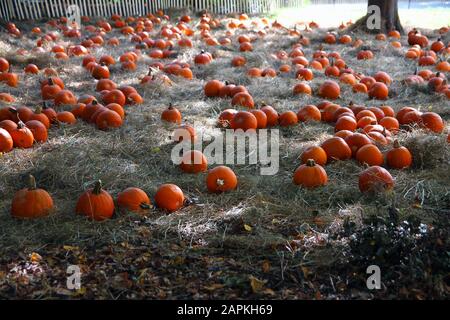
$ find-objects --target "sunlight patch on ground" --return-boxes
[274,3,450,30]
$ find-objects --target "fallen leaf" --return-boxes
[249,276,266,293]
[262,260,270,273]
[63,245,79,251]
[204,283,224,291]
[244,224,252,232]
[263,288,275,296]
[29,252,42,263]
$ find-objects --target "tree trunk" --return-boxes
[347,0,404,34]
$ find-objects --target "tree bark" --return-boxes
[347,0,404,34]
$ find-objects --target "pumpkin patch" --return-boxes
[0,5,448,300]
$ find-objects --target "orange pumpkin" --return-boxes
[368,82,389,100]
[344,132,372,156]
[300,146,327,166]
[355,144,384,166]
[359,166,394,193]
[76,180,114,221]
[11,175,54,219]
[261,105,278,126]
[206,166,238,193]
[230,111,258,131]
[154,184,185,212]
[321,137,352,162]
[56,111,77,124]
[231,92,254,108]
[117,187,152,214]
[319,80,340,99]
[96,110,123,130]
[279,111,298,127]
[297,105,321,122]
[180,150,208,173]
[10,121,34,148]
[0,128,13,152]
[420,112,444,133]
[25,120,48,142]
[293,159,328,188]
[386,140,412,169]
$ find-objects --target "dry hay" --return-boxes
[0,14,449,298]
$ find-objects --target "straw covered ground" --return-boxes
[0,10,449,299]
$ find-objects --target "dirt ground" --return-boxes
[0,11,449,299]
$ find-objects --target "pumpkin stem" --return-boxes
[35,106,43,114]
[28,175,37,190]
[91,99,98,105]
[140,203,151,210]
[306,159,316,167]
[93,180,103,195]
[217,179,225,186]
[17,120,25,129]
[393,139,401,148]
[47,78,54,86]
[8,106,18,114]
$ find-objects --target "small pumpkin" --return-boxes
[321,137,352,162]
[154,184,185,212]
[293,159,328,188]
[102,89,126,106]
[368,82,389,100]
[231,92,254,109]
[29,106,51,129]
[161,104,182,124]
[180,150,208,173]
[96,110,123,130]
[260,105,278,127]
[218,109,237,128]
[0,128,13,152]
[420,112,444,133]
[206,166,238,193]
[11,175,54,219]
[335,115,357,132]
[359,166,394,193]
[54,90,77,106]
[278,111,298,127]
[250,109,268,129]
[76,180,115,221]
[318,80,340,99]
[173,124,197,143]
[300,146,327,166]
[231,111,258,131]
[355,144,384,166]
[344,132,373,156]
[25,120,48,142]
[56,111,77,124]
[204,80,224,97]
[386,140,412,169]
[92,64,110,79]
[10,121,34,148]
[297,105,321,122]
[117,187,152,214]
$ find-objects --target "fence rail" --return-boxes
[0,0,305,20]
[0,0,447,21]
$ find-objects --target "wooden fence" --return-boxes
[0,0,446,21]
[0,0,305,20]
